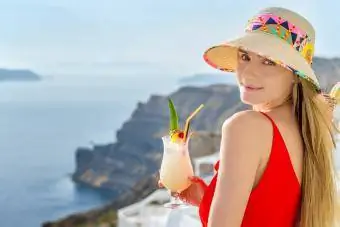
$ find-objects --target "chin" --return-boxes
[240,95,264,106]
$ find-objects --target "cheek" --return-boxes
[265,76,292,95]
[235,71,243,84]
[236,61,246,77]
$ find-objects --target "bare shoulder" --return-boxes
[220,110,273,158]
[222,110,272,133]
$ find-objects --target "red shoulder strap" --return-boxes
[259,111,276,128]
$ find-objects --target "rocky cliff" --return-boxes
[312,57,340,90]
[42,56,340,227]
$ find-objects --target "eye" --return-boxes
[263,59,276,66]
[240,53,250,62]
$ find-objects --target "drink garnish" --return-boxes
[167,98,204,143]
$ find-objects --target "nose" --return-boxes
[239,62,259,81]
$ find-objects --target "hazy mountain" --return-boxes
[178,73,236,86]
[0,69,41,81]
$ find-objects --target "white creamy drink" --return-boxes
[160,98,204,208]
[159,135,194,192]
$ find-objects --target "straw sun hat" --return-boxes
[203,7,320,92]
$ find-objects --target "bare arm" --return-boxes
[208,111,272,227]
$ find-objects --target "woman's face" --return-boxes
[236,49,295,107]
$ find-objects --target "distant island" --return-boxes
[0,69,41,81]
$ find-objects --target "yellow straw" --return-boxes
[183,104,204,141]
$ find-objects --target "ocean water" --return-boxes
[0,75,179,227]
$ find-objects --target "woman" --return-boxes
[160,7,339,227]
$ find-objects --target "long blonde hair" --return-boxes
[292,76,339,227]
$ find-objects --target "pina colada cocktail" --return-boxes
[159,98,204,208]
[160,135,193,192]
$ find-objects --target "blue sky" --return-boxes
[0,0,338,76]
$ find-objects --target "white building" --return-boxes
[117,189,172,227]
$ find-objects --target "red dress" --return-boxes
[199,112,302,227]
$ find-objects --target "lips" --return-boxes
[242,84,263,91]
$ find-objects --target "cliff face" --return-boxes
[312,57,340,90]
[43,56,340,227]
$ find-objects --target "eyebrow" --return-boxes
[239,48,274,62]
[239,49,248,54]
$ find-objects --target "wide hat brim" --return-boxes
[203,31,320,90]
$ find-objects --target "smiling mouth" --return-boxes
[242,84,264,91]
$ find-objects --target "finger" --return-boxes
[188,176,201,182]
[177,194,186,202]
[188,176,208,189]
[178,195,191,205]
[188,176,196,181]
[179,194,188,202]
